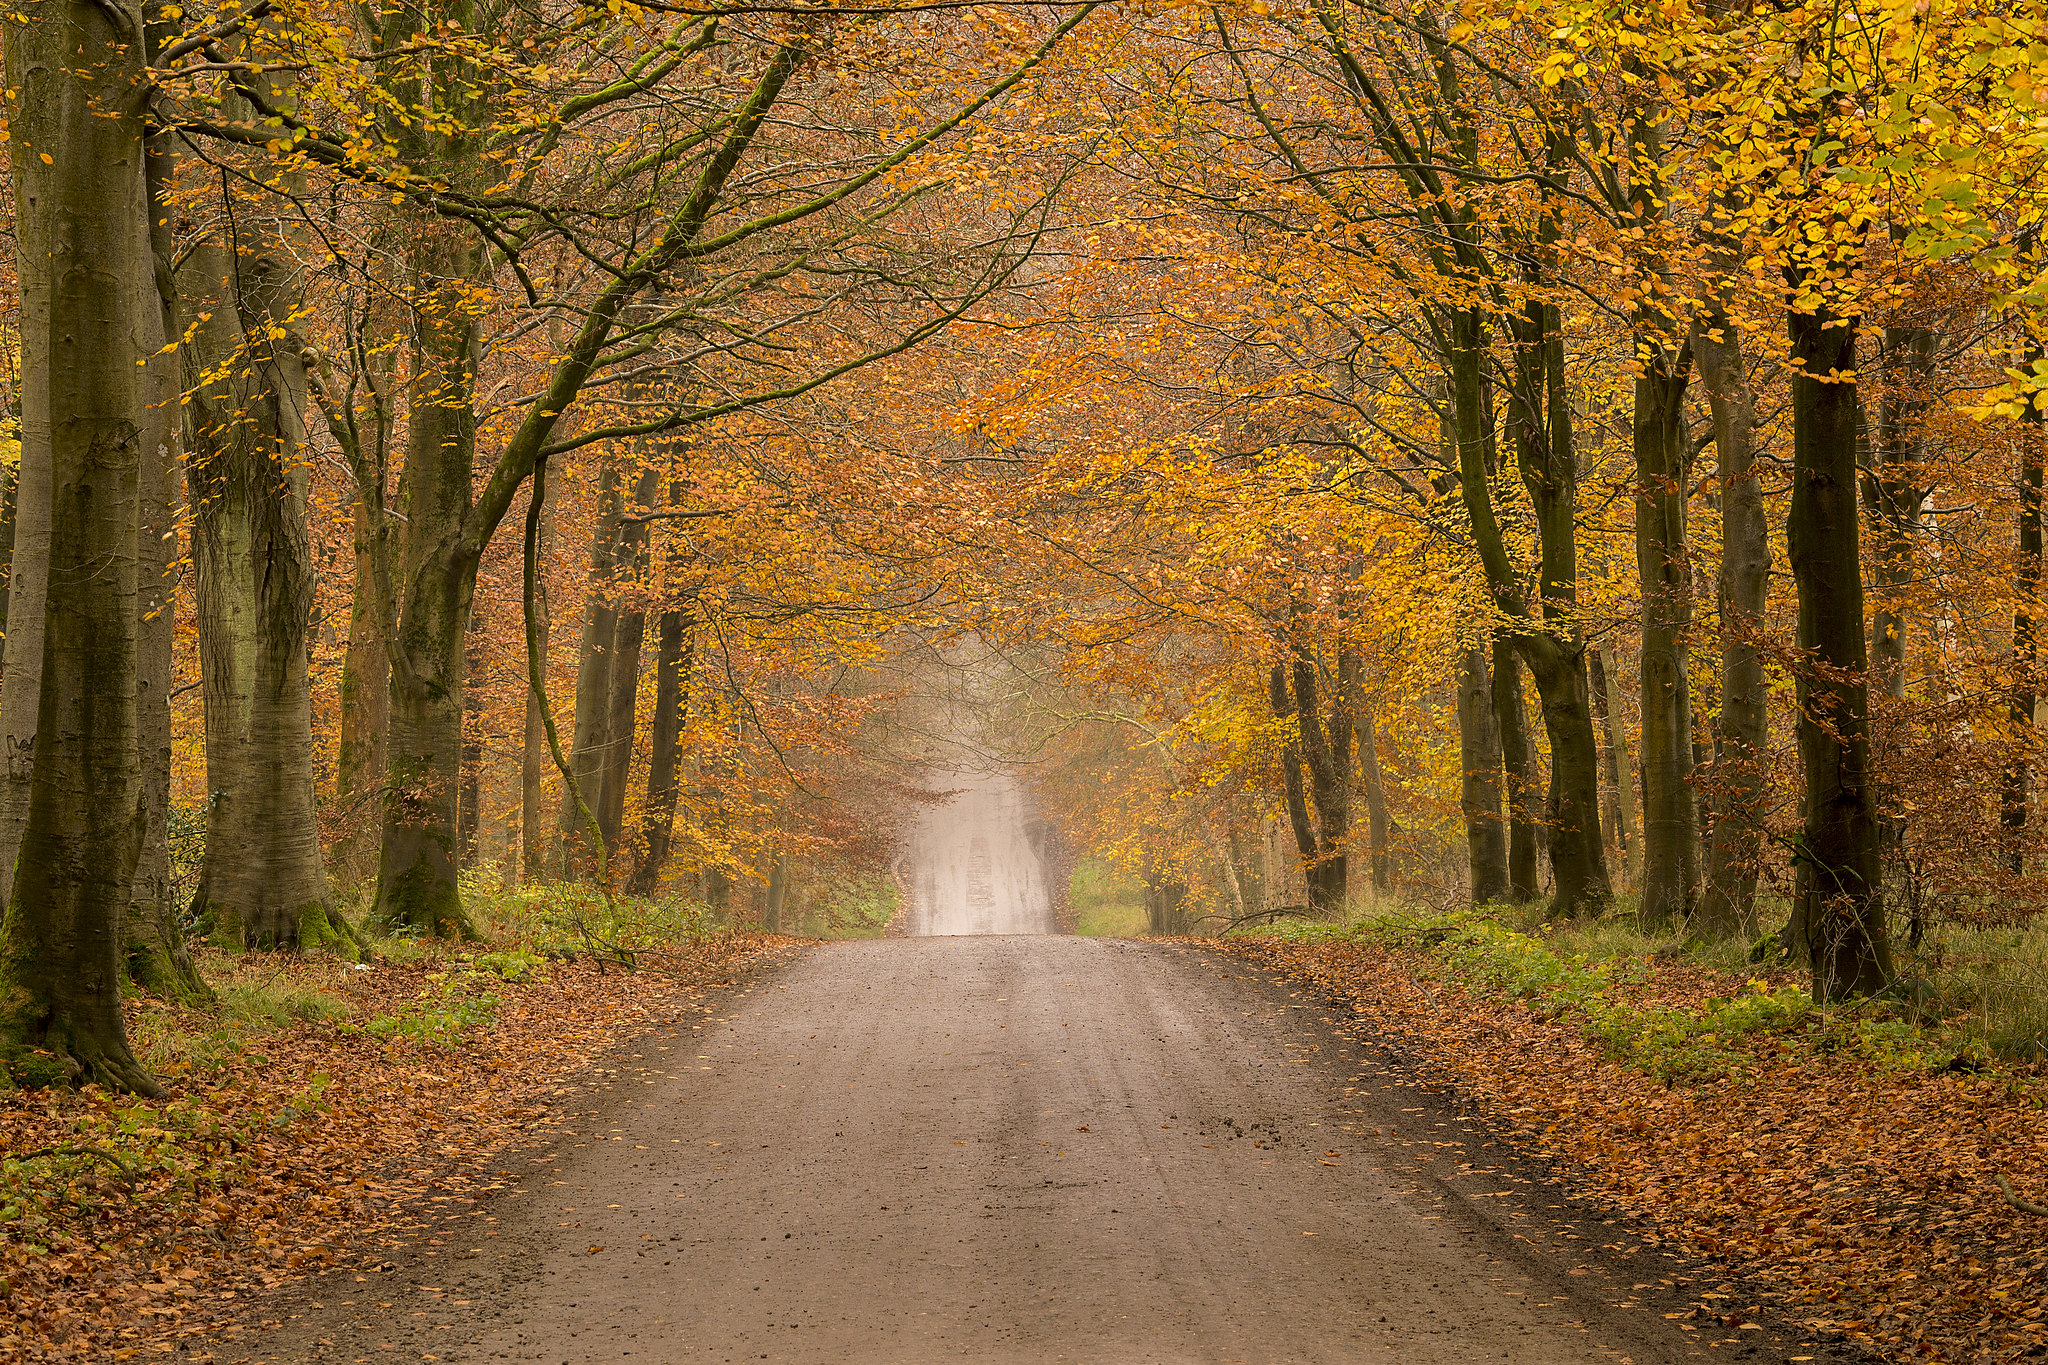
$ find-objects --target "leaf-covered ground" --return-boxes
[1208,929,2048,1365]
[0,934,802,1362]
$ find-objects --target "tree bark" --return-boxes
[181,161,344,955]
[0,0,161,1091]
[457,624,484,866]
[520,473,556,883]
[1634,339,1699,928]
[598,467,659,849]
[1787,306,1892,1000]
[336,493,391,877]
[1693,299,1770,937]
[126,113,205,1001]
[2006,352,2044,875]
[558,458,624,874]
[372,223,483,939]
[628,599,694,896]
[1486,290,1612,916]
[764,852,788,934]
[1353,702,1392,893]
[1492,635,1538,903]
[334,347,396,883]
[1456,643,1509,904]
[1271,651,1349,913]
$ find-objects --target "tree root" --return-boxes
[1993,1173,2048,1217]
[14,1145,138,1184]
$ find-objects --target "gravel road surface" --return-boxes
[242,936,1773,1365]
[899,771,1054,936]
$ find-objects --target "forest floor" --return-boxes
[0,928,802,1362]
[1206,915,2048,1365]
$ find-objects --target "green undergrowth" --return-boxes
[1072,859,1147,937]
[1235,907,2022,1085]
[356,973,501,1049]
[1,1072,336,1251]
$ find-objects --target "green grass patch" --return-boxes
[1237,905,2003,1083]
[359,974,501,1049]
[1072,859,1148,936]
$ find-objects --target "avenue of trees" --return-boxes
[5,0,2048,1088]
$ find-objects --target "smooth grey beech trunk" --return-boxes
[1481,294,1613,916]
[558,458,624,873]
[181,177,345,955]
[127,112,206,1001]
[0,0,160,1092]
[1270,651,1351,913]
[334,342,397,883]
[1693,292,1770,938]
[1456,643,1509,904]
[372,224,484,939]
[598,467,660,848]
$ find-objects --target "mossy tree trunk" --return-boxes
[0,0,161,1092]
[181,152,346,956]
[520,474,556,883]
[127,113,206,1000]
[372,226,484,939]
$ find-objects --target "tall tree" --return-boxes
[1456,642,1509,903]
[1787,300,1893,999]
[0,0,160,1090]
[181,152,347,954]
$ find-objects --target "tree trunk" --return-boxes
[597,468,658,849]
[1693,299,1771,937]
[1489,290,1612,916]
[457,624,484,866]
[1492,635,1538,903]
[1634,342,1699,928]
[1456,643,1509,904]
[520,474,556,883]
[372,226,482,940]
[1353,704,1392,893]
[2006,355,2044,875]
[628,600,694,896]
[127,121,205,1001]
[181,178,344,955]
[1271,651,1349,913]
[764,852,788,934]
[1591,643,1639,880]
[1787,307,1891,1000]
[336,491,391,880]
[0,0,160,1092]
[558,458,624,874]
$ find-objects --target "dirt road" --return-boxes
[899,771,1054,936]
[246,937,1776,1365]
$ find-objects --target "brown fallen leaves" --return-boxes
[0,934,801,1362]
[1208,936,2048,1365]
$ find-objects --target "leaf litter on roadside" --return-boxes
[0,934,801,1362]
[1205,933,2048,1365]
